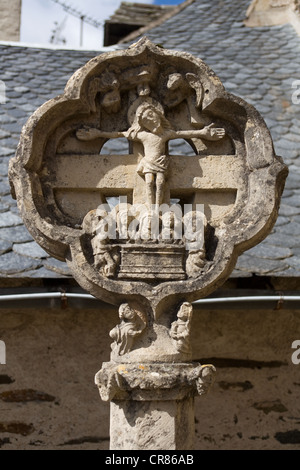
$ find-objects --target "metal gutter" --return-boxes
[0,292,299,310]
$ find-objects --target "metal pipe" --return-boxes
[194,296,292,304]
[0,292,93,301]
[0,292,299,305]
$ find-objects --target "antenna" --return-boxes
[50,0,103,46]
[50,16,67,45]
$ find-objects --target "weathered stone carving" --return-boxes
[9,37,287,308]
[109,303,146,357]
[77,100,225,208]
[95,362,216,402]
[170,302,193,355]
[9,37,288,450]
[88,64,121,114]
[94,360,216,449]
[82,209,119,277]
[184,210,207,278]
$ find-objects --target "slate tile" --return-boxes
[278,204,300,217]
[9,204,21,214]
[230,269,252,278]
[0,238,12,254]
[13,241,48,259]
[44,258,71,276]
[0,202,10,213]
[235,254,289,274]
[0,114,16,124]
[266,231,300,248]
[0,179,11,195]
[13,86,30,94]
[0,194,17,205]
[284,175,300,190]
[0,146,15,157]
[0,137,18,149]
[0,251,41,274]
[8,108,27,120]
[0,225,33,243]
[276,222,300,237]
[222,81,238,90]
[1,122,22,135]
[18,103,37,113]
[245,244,292,260]
[0,211,22,227]
[2,101,17,111]
[281,194,300,208]
[0,157,10,174]
[0,130,10,140]
[285,256,300,270]
[278,190,294,201]
[28,265,69,278]
[271,267,300,277]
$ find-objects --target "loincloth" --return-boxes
[137,155,169,175]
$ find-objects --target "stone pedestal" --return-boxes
[110,398,195,450]
[95,362,216,450]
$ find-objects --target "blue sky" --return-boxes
[20,0,183,49]
[155,0,182,3]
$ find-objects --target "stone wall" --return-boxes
[0,303,299,450]
[0,0,21,42]
[244,0,300,29]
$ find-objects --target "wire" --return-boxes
[50,0,103,29]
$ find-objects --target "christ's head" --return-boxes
[127,102,171,139]
[140,107,162,133]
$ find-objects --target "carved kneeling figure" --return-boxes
[170,302,193,355]
[110,303,146,356]
[186,248,206,278]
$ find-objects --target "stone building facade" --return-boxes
[0,0,22,42]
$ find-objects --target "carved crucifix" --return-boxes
[76,100,225,207]
[9,38,287,450]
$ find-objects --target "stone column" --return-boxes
[95,362,216,450]
[94,300,215,450]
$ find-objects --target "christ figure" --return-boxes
[76,102,225,208]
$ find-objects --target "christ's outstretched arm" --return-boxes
[76,127,125,141]
[173,123,225,141]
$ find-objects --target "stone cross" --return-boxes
[9,37,288,450]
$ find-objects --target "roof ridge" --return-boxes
[0,39,119,52]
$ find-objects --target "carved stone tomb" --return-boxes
[9,38,287,450]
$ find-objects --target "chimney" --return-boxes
[244,0,293,27]
[0,0,22,41]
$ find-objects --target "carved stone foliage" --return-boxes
[9,37,288,315]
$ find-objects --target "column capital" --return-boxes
[95,361,216,402]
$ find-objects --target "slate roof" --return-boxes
[0,47,100,278]
[104,1,174,46]
[0,0,300,280]
[106,1,173,26]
